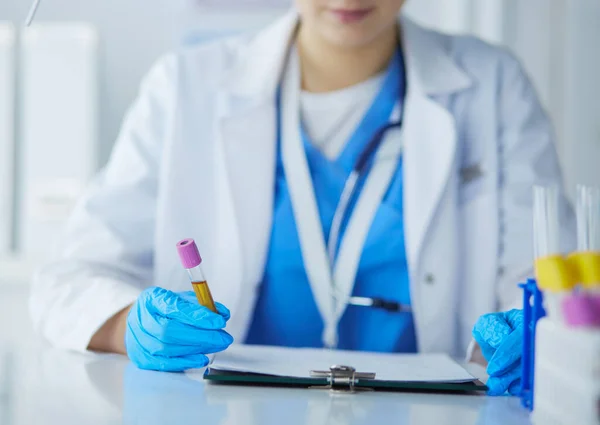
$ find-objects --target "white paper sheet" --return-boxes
[210,345,476,383]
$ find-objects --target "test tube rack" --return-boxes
[520,278,600,425]
[519,278,546,411]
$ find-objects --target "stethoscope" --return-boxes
[324,63,413,315]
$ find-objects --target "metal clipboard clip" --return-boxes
[309,365,376,393]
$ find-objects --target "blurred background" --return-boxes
[0,0,599,351]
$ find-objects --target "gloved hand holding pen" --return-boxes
[472,309,524,396]
[125,288,234,372]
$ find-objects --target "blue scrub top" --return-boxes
[245,50,417,353]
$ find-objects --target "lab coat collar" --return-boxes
[219,10,297,100]
[399,16,473,95]
[220,9,473,100]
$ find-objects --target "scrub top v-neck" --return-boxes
[245,48,417,353]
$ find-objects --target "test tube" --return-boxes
[575,185,600,292]
[561,186,600,327]
[176,238,218,313]
[533,185,570,321]
[533,185,561,259]
[576,185,600,253]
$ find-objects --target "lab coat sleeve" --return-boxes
[29,54,177,352]
[495,51,576,312]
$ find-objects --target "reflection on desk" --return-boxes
[1,345,532,425]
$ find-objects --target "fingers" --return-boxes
[487,323,523,377]
[153,314,233,348]
[130,304,233,356]
[131,300,233,353]
[507,378,522,396]
[143,288,228,329]
[126,321,212,371]
[215,302,231,321]
[177,290,201,304]
[134,348,211,372]
[486,365,521,396]
[472,313,513,362]
[177,292,230,320]
[475,340,496,363]
[149,353,211,372]
[504,309,524,330]
[473,313,513,349]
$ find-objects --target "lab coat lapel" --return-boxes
[401,91,457,274]
[217,99,277,284]
[400,17,472,273]
[212,11,298,341]
[214,96,278,343]
[280,47,338,347]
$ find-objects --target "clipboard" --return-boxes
[204,364,488,394]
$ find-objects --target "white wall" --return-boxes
[562,0,600,189]
[404,0,472,34]
[0,1,178,346]
[405,0,600,197]
[0,0,175,164]
[502,0,600,194]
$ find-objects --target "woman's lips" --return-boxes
[329,8,373,24]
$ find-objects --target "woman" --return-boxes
[30,0,574,395]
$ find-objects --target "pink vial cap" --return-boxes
[562,293,600,328]
[176,238,202,269]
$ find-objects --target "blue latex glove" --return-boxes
[126,287,234,372]
[472,309,524,396]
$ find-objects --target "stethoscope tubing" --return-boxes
[325,119,409,313]
[326,120,405,265]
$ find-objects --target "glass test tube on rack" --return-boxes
[563,185,600,327]
[575,185,600,292]
[533,185,574,322]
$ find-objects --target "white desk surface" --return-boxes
[0,342,533,425]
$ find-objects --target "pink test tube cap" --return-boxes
[562,293,600,327]
[176,238,202,269]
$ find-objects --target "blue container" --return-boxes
[519,278,546,410]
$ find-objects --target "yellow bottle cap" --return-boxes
[568,251,600,289]
[534,255,578,292]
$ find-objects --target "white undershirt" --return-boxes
[300,68,385,161]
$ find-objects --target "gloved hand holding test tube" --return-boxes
[124,238,233,372]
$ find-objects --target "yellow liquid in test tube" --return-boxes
[192,281,217,313]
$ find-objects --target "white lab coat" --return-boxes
[30,11,575,357]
